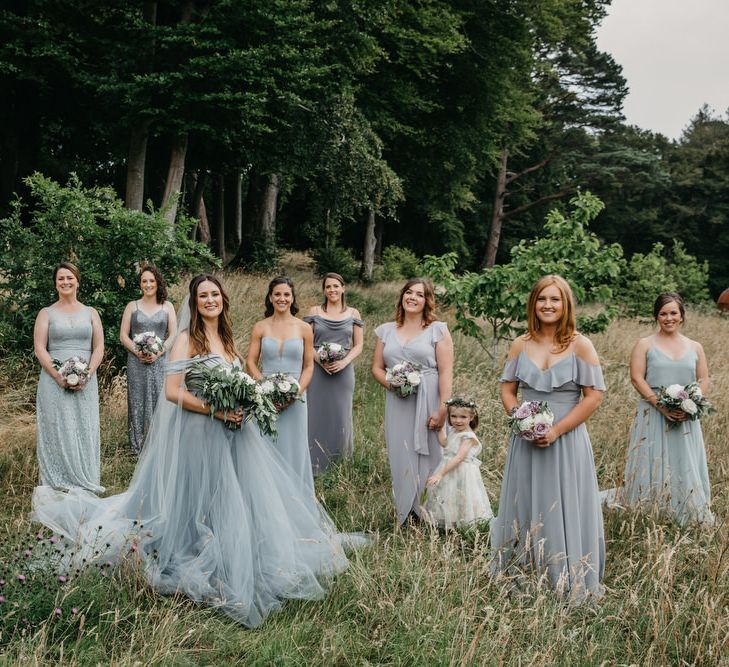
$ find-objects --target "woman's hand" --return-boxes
[214,407,244,426]
[324,359,348,374]
[274,397,295,413]
[427,409,446,431]
[533,427,560,448]
[427,474,442,487]
[657,405,687,422]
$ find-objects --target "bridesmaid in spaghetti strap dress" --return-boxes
[372,278,453,525]
[304,272,364,475]
[247,276,315,493]
[602,291,713,526]
[120,265,177,454]
[33,262,105,492]
[491,275,606,601]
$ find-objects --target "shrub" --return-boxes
[240,239,281,274]
[310,245,360,284]
[380,245,422,281]
[0,174,218,369]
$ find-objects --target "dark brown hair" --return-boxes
[321,272,346,313]
[653,291,686,322]
[187,274,239,359]
[54,262,80,283]
[525,274,576,352]
[265,276,299,317]
[395,277,436,327]
[139,264,168,304]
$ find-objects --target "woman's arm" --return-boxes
[88,308,105,379]
[164,332,242,425]
[500,337,525,415]
[119,302,140,357]
[695,340,710,394]
[427,438,475,485]
[429,326,454,430]
[630,337,684,422]
[298,323,315,392]
[33,308,65,388]
[326,309,364,374]
[371,337,390,389]
[163,301,178,353]
[246,322,264,380]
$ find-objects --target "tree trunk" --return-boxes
[229,171,279,266]
[215,173,225,260]
[482,147,508,268]
[259,172,280,247]
[161,133,189,223]
[125,119,151,210]
[189,170,210,242]
[374,215,384,262]
[361,209,376,280]
[226,172,243,252]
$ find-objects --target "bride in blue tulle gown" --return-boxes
[32,275,359,627]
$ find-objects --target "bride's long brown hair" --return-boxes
[187,274,239,359]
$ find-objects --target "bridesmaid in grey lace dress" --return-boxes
[304,273,364,475]
[372,278,453,524]
[33,262,105,492]
[120,266,177,454]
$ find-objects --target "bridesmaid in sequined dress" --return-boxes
[33,262,105,492]
[120,265,177,454]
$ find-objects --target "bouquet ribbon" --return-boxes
[413,368,438,456]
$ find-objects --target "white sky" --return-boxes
[595,0,729,139]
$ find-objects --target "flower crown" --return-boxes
[445,397,478,410]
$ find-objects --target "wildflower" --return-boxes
[17,575,25,582]
[130,544,138,552]
[0,595,5,603]
[71,607,78,615]
[49,536,57,544]
[23,549,32,558]
[54,608,62,616]
[58,575,66,583]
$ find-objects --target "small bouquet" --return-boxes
[509,400,554,441]
[656,382,714,429]
[133,331,164,356]
[52,356,90,391]
[238,374,278,438]
[386,362,422,398]
[317,342,347,364]
[260,373,303,411]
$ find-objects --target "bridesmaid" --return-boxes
[491,275,605,601]
[119,265,177,454]
[247,276,315,493]
[304,272,364,475]
[604,292,713,526]
[33,262,105,492]
[372,278,453,525]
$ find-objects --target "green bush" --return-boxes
[619,240,710,317]
[380,245,422,281]
[240,239,281,274]
[0,173,218,369]
[310,245,360,284]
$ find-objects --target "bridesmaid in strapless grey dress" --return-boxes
[35,305,104,492]
[303,313,364,474]
[125,305,170,454]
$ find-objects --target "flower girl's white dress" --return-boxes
[424,430,493,528]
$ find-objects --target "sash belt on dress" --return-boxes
[414,368,438,456]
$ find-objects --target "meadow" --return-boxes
[1,257,728,666]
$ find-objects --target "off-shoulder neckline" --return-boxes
[518,350,575,373]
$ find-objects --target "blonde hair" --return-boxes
[525,274,576,352]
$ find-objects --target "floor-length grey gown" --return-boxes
[32,354,358,627]
[303,314,363,475]
[490,351,606,600]
[261,337,315,494]
[601,346,713,525]
[126,304,169,454]
[375,321,447,524]
[36,305,104,493]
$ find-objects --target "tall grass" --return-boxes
[1,256,728,664]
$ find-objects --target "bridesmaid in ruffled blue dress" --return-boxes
[602,292,713,526]
[372,278,453,525]
[33,274,358,627]
[491,275,606,601]
[247,276,315,493]
[119,265,177,454]
[33,262,105,492]
[304,272,364,475]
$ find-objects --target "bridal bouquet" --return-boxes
[187,363,246,430]
[53,356,90,391]
[656,382,714,429]
[317,342,346,363]
[260,373,303,411]
[238,374,278,438]
[509,400,554,441]
[386,362,421,398]
[133,331,164,356]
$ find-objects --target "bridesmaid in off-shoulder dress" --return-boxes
[491,275,606,601]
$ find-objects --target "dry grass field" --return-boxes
[1,255,728,665]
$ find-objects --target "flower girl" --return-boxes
[423,398,493,528]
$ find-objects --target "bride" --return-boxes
[32,274,359,627]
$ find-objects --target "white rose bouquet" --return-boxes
[317,342,347,363]
[237,373,278,437]
[186,362,246,430]
[133,331,165,356]
[656,382,714,429]
[509,400,554,441]
[385,362,422,398]
[261,373,303,412]
[52,356,90,391]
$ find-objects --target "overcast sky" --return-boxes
[595,0,729,139]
